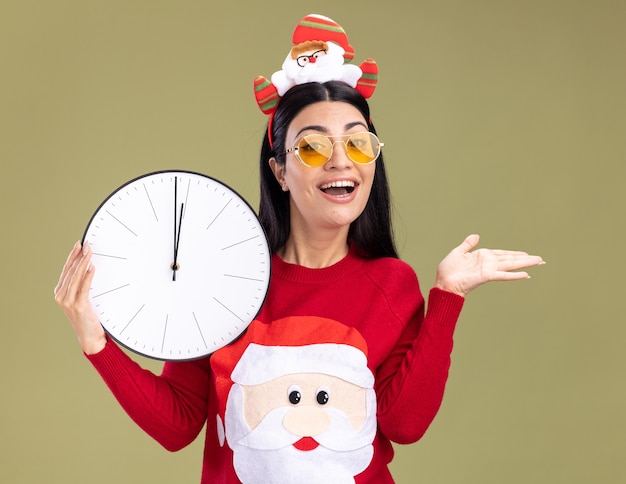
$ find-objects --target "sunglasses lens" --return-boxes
[293,132,381,166]
[297,135,333,167]
[346,132,379,164]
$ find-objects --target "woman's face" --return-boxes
[271,101,377,236]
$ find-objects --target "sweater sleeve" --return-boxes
[375,286,464,444]
[86,339,210,451]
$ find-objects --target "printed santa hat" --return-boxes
[232,342,373,388]
[211,316,373,419]
[253,13,378,116]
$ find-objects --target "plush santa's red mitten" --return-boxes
[356,58,378,99]
[253,76,280,115]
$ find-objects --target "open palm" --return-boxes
[435,234,544,297]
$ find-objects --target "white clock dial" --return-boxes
[82,170,271,361]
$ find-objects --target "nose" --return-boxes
[283,405,330,437]
[325,141,353,169]
[309,56,317,63]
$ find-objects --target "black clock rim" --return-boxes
[80,168,272,362]
[104,323,257,362]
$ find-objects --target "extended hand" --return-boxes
[435,234,545,297]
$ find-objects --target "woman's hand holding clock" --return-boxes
[54,241,107,355]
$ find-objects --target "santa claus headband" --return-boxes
[253,14,379,148]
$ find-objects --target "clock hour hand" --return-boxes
[172,202,184,281]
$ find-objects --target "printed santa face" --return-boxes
[223,341,377,484]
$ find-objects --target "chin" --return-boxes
[329,206,367,228]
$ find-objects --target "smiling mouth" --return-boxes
[319,180,356,196]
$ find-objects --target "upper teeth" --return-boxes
[320,180,355,190]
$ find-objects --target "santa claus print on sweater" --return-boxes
[211,316,377,484]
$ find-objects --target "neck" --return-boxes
[278,227,350,269]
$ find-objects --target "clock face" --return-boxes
[82,170,271,361]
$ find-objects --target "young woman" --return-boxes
[55,79,543,482]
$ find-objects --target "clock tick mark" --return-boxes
[221,235,260,251]
[93,283,131,298]
[184,179,191,214]
[161,315,169,353]
[206,199,232,230]
[213,297,244,322]
[192,312,208,349]
[92,252,127,260]
[105,210,138,236]
[223,273,264,283]
[143,183,158,222]
[120,304,145,334]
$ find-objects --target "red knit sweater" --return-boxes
[87,247,464,483]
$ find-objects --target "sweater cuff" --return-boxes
[426,287,465,328]
[85,338,133,383]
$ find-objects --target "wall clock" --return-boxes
[82,170,271,361]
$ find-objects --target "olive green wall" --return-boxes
[2,1,624,482]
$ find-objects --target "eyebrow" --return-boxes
[294,121,368,139]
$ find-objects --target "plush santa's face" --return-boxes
[223,346,377,483]
[282,40,347,83]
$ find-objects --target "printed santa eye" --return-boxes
[316,386,330,405]
[288,385,302,405]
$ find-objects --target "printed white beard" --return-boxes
[225,385,376,484]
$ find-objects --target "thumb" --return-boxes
[457,234,480,254]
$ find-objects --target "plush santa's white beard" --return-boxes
[225,385,376,484]
[284,43,347,83]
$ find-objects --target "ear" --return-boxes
[269,157,289,192]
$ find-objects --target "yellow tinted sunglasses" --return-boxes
[285,132,384,167]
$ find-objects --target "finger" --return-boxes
[498,255,545,271]
[491,249,530,257]
[492,250,545,266]
[66,244,93,302]
[457,234,480,254]
[54,241,82,297]
[78,261,96,298]
[57,245,86,298]
[492,270,530,282]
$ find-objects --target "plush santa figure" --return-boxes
[254,14,378,115]
[211,316,377,484]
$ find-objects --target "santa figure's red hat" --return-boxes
[291,14,355,62]
[211,316,373,421]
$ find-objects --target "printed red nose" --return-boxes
[293,437,319,451]
[309,57,317,63]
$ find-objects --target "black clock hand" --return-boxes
[172,176,183,281]
[173,202,184,281]
[172,177,178,279]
